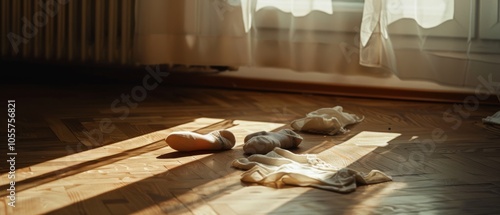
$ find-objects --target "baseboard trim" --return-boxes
[3,59,499,105]
[164,72,500,105]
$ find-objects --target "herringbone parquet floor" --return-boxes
[1,76,500,215]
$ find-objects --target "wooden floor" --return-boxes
[1,78,500,215]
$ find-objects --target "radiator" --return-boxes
[1,0,135,65]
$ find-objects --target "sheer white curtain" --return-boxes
[134,0,249,67]
[134,0,373,74]
[134,0,500,88]
[360,0,500,87]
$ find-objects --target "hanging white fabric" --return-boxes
[134,0,343,72]
[256,0,332,16]
[134,0,500,89]
[242,0,333,32]
[360,0,454,47]
[359,0,500,88]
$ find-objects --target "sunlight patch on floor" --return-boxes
[211,186,312,214]
[1,118,286,214]
[0,118,221,181]
[316,131,401,169]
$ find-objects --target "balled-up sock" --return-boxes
[165,129,236,151]
[243,129,303,155]
[291,106,363,135]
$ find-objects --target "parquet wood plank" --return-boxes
[423,158,489,184]
[43,116,80,143]
[444,153,500,176]
[170,189,218,215]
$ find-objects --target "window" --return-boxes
[253,0,365,32]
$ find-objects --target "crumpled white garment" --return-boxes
[232,148,392,193]
[483,110,500,125]
[290,106,364,135]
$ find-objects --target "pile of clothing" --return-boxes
[232,106,391,193]
[166,106,392,193]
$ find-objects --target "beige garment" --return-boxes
[290,106,364,135]
[232,148,392,193]
[483,110,500,125]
